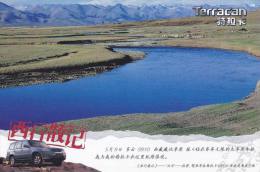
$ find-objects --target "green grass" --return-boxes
[0,45,144,74]
[62,100,260,137]
[0,45,73,66]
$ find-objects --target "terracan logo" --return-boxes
[193,7,247,16]
[193,6,247,26]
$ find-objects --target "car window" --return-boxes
[22,141,30,148]
[15,142,22,149]
[28,140,49,148]
[9,143,15,150]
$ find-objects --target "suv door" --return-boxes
[14,142,23,161]
[21,141,32,161]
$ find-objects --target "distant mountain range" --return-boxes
[0,2,47,25]
[0,2,258,26]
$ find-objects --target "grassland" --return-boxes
[0,10,259,88]
[0,10,260,136]
[0,45,144,74]
[0,44,144,87]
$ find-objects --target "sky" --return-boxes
[1,0,259,6]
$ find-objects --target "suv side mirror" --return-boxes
[24,145,30,148]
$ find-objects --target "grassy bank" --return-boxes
[0,45,144,87]
[158,11,260,57]
[0,45,144,74]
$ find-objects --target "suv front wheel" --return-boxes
[9,156,16,167]
[32,153,42,167]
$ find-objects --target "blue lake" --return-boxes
[1,47,260,129]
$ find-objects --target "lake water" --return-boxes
[1,47,260,129]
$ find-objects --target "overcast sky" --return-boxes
[1,0,259,6]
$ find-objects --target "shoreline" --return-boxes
[1,44,259,89]
[110,43,260,59]
[161,43,260,59]
[0,49,144,88]
[74,79,260,120]
[62,80,260,137]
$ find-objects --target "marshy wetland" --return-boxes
[0,11,260,136]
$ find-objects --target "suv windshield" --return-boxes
[28,140,49,148]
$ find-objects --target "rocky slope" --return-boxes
[0,162,100,172]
